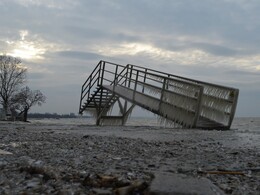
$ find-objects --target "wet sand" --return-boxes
[0,117,259,194]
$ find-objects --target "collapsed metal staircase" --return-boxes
[79,60,239,129]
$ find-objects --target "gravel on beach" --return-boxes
[0,118,259,194]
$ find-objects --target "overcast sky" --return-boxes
[1,0,260,117]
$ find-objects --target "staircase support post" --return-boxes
[142,68,147,93]
[159,78,167,112]
[122,104,135,125]
[128,65,133,88]
[96,62,106,125]
[227,89,239,129]
[133,70,139,100]
[97,62,102,86]
[193,87,204,128]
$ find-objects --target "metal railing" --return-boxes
[79,61,239,129]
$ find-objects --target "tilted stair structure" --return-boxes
[79,61,239,129]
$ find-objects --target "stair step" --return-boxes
[84,99,115,104]
[91,97,115,100]
[87,103,114,107]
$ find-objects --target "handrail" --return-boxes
[128,63,237,91]
[110,64,129,86]
[125,68,203,89]
[82,61,101,89]
[79,60,126,114]
[79,61,102,113]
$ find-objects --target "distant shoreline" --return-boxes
[27,113,91,119]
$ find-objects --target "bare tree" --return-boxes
[12,86,46,122]
[0,55,27,114]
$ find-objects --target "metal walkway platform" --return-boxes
[79,61,239,129]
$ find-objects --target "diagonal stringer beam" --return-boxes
[117,98,135,125]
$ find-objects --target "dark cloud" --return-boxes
[56,51,104,60]
[190,43,243,57]
[62,25,141,45]
[225,70,260,76]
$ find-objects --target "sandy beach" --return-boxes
[0,117,259,194]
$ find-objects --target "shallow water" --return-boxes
[29,116,260,130]
[27,117,260,150]
[29,117,260,128]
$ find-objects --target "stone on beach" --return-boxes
[149,172,225,195]
[0,149,12,155]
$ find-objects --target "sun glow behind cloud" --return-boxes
[6,30,49,60]
[7,30,45,60]
[8,41,46,60]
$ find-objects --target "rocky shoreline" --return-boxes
[0,119,259,194]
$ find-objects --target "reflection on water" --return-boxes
[230,117,260,149]
[232,117,260,132]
